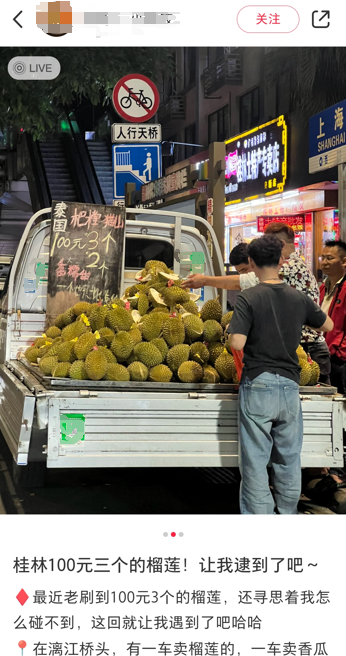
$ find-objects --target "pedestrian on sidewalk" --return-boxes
[226,234,333,515]
[320,239,346,394]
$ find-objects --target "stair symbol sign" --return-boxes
[115,150,151,183]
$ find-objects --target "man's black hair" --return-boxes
[248,234,282,268]
[229,242,249,266]
[324,239,346,258]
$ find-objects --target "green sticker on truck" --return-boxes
[60,414,85,445]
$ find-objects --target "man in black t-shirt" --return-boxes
[226,235,333,515]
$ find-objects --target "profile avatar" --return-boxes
[36,1,73,37]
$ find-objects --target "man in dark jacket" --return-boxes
[320,239,346,394]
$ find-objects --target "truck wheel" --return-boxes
[12,461,46,488]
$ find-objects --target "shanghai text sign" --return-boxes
[46,201,126,324]
[225,116,287,203]
[309,99,346,173]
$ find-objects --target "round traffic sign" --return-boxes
[112,74,160,123]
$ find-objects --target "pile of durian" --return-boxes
[23,259,237,385]
[296,345,321,386]
[23,259,322,387]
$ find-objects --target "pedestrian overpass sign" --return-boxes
[112,143,162,202]
[309,99,346,173]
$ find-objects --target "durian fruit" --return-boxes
[203,320,223,343]
[208,341,225,364]
[141,313,166,341]
[162,285,190,306]
[55,314,66,329]
[126,352,139,366]
[128,361,149,382]
[128,326,142,346]
[127,296,138,310]
[106,306,133,332]
[73,301,91,316]
[133,342,163,368]
[38,344,52,358]
[56,341,77,364]
[39,356,58,375]
[149,365,173,383]
[202,364,220,384]
[232,370,240,385]
[177,361,204,383]
[97,346,117,363]
[299,358,312,386]
[221,311,234,329]
[34,337,51,349]
[150,338,169,360]
[162,317,185,347]
[125,284,139,298]
[190,342,209,365]
[150,306,170,315]
[45,326,62,339]
[106,363,130,382]
[214,351,236,382]
[183,314,204,343]
[200,299,223,323]
[148,288,167,309]
[74,333,97,360]
[89,305,108,331]
[85,349,108,381]
[46,342,62,357]
[86,303,100,317]
[296,345,308,361]
[61,321,87,342]
[52,336,63,345]
[25,346,39,363]
[145,259,170,274]
[157,271,180,283]
[62,308,75,326]
[110,332,134,362]
[138,294,149,316]
[52,362,71,378]
[70,360,89,380]
[96,327,115,347]
[182,301,199,315]
[166,344,190,373]
[309,359,320,386]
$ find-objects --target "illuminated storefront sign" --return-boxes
[257,214,305,233]
[141,166,192,203]
[225,116,287,203]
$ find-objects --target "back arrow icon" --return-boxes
[13,11,23,28]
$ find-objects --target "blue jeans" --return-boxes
[238,372,303,515]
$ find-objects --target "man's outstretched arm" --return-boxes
[181,273,241,290]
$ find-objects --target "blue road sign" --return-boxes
[309,99,346,173]
[112,143,162,201]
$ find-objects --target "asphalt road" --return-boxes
[0,432,241,515]
[0,433,337,515]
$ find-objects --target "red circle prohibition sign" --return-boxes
[112,73,160,123]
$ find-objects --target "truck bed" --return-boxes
[0,359,343,471]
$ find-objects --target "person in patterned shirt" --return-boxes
[264,223,331,384]
[183,222,331,384]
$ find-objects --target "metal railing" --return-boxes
[202,53,242,98]
[158,96,186,123]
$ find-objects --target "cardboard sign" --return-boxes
[46,201,126,325]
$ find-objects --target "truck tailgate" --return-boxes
[45,391,344,469]
[0,364,36,464]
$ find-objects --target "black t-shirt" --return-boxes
[227,282,327,384]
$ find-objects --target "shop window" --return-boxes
[125,237,174,270]
[239,87,260,132]
[184,48,197,88]
[184,124,197,159]
[208,105,230,143]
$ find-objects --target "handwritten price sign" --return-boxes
[46,201,126,325]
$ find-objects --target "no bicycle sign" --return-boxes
[112,73,160,123]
